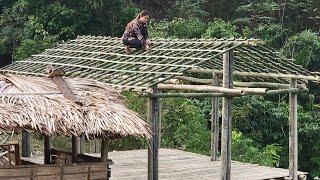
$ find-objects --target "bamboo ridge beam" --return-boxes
[189,68,320,81]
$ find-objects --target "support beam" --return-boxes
[22,131,31,157]
[145,93,238,98]
[149,86,161,180]
[175,75,305,89]
[289,78,298,180]
[188,68,319,82]
[220,48,233,180]
[72,136,80,163]
[211,73,219,161]
[147,98,153,180]
[44,135,52,164]
[101,139,109,163]
[80,135,85,154]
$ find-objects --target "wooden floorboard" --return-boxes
[93,148,307,180]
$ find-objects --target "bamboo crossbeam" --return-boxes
[73,36,262,45]
[175,76,304,89]
[145,92,239,98]
[43,49,198,68]
[157,84,243,95]
[62,43,226,53]
[37,50,209,61]
[17,60,183,76]
[266,88,308,95]
[189,68,320,81]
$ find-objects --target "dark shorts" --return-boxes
[123,38,143,49]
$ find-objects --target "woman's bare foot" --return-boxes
[125,46,131,54]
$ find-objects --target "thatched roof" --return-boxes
[0,74,151,139]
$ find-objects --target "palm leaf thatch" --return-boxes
[0,74,151,139]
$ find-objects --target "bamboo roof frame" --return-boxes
[0,36,318,92]
[0,36,311,179]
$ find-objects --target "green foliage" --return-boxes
[281,30,320,71]
[167,17,206,38]
[150,17,206,39]
[0,7,26,55]
[232,131,281,167]
[161,98,210,155]
[168,0,208,19]
[202,18,239,38]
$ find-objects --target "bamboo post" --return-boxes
[44,135,52,164]
[289,78,298,180]
[80,135,85,154]
[22,130,31,157]
[149,86,161,180]
[147,99,153,180]
[101,139,109,163]
[211,73,220,161]
[72,136,80,163]
[220,48,233,180]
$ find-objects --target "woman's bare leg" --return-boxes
[125,45,131,54]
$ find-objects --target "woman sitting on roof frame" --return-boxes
[122,10,151,54]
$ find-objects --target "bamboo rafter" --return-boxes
[0,36,318,91]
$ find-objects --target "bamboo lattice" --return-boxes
[0,36,318,91]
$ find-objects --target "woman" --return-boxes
[122,10,151,54]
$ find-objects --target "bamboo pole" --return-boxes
[150,86,160,180]
[267,88,308,95]
[211,73,219,161]
[72,136,80,163]
[145,93,236,98]
[220,48,233,180]
[175,75,305,89]
[147,99,153,180]
[188,68,319,81]
[22,131,31,157]
[80,135,85,154]
[289,78,298,180]
[101,139,109,163]
[44,135,52,164]
[157,84,243,95]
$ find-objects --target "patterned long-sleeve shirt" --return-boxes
[122,19,148,45]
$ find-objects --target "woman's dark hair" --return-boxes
[136,10,151,19]
[126,10,151,31]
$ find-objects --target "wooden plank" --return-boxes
[289,78,298,180]
[221,48,233,180]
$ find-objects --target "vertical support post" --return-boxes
[147,99,153,180]
[22,130,31,157]
[44,135,52,164]
[148,86,161,180]
[211,72,220,161]
[220,48,233,180]
[80,135,85,154]
[72,136,80,163]
[101,139,109,163]
[289,78,298,180]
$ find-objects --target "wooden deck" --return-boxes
[91,148,306,180]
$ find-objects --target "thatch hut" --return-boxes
[0,73,151,179]
[0,73,151,139]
